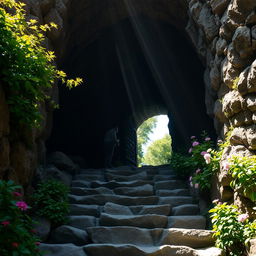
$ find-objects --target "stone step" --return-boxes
[156,189,190,196]
[172,204,200,216]
[83,244,223,256]
[86,227,215,248]
[39,243,87,256]
[168,216,206,229]
[70,204,100,216]
[113,184,154,196]
[106,171,148,182]
[150,174,177,181]
[68,216,97,229]
[154,180,187,190]
[90,180,154,189]
[99,213,168,228]
[50,225,89,245]
[69,194,159,206]
[158,196,194,207]
[78,169,104,175]
[102,202,171,216]
[71,187,114,196]
[72,180,91,188]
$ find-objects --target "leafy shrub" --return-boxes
[228,156,256,202]
[170,152,194,178]
[0,180,42,256]
[210,201,256,256]
[0,0,82,127]
[32,180,69,226]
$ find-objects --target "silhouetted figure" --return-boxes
[104,127,118,168]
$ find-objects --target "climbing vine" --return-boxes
[0,0,82,127]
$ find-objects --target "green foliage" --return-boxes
[0,0,82,127]
[170,152,194,178]
[32,180,69,226]
[143,134,172,166]
[228,156,256,202]
[137,117,157,166]
[0,180,42,256]
[210,202,255,256]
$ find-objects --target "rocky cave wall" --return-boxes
[186,0,256,211]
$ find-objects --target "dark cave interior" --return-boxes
[47,17,216,167]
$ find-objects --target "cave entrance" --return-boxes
[137,115,172,167]
[47,15,215,168]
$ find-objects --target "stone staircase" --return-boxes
[40,166,223,256]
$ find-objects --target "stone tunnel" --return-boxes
[46,1,215,168]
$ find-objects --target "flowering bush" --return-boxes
[0,180,42,256]
[227,156,256,202]
[210,201,256,256]
[32,180,70,226]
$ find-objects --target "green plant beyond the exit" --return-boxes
[32,180,70,226]
[0,180,42,256]
[0,0,83,127]
[210,201,256,256]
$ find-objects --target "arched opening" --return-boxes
[47,13,216,168]
[137,115,171,167]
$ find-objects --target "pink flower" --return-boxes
[212,199,219,204]
[1,221,10,227]
[194,183,199,189]
[200,151,208,156]
[189,182,193,188]
[196,169,201,174]
[12,242,19,248]
[189,176,192,182]
[13,192,22,197]
[188,148,193,153]
[204,153,211,164]
[237,213,249,223]
[35,242,41,246]
[217,139,223,144]
[223,161,231,171]
[16,201,28,211]
[192,141,200,147]
[205,137,211,141]
[191,136,196,139]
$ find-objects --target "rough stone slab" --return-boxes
[156,189,190,196]
[153,175,177,181]
[168,216,206,229]
[106,169,143,176]
[103,203,171,216]
[91,180,153,189]
[106,171,148,182]
[84,244,199,256]
[99,213,168,228]
[159,196,194,207]
[161,228,215,248]
[155,180,187,190]
[131,204,171,215]
[69,194,159,206]
[114,184,154,196]
[158,169,175,175]
[70,204,100,216]
[87,227,215,248]
[197,247,224,256]
[74,174,105,181]
[71,187,114,196]
[72,180,91,188]
[103,202,133,215]
[172,204,200,216]
[87,227,156,245]
[68,216,97,229]
[50,225,89,245]
[39,243,87,256]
